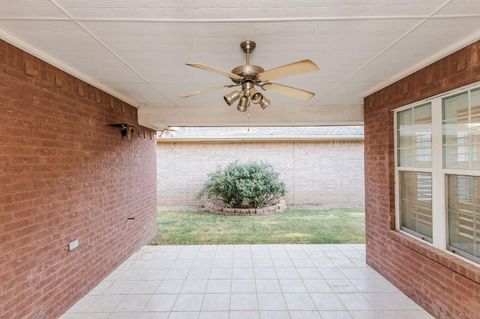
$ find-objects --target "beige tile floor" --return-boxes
[61,244,434,319]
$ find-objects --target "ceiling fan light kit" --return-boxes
[224,90,241,106]
[251,92,263,104]
[181,40,319,113]
[237,95,250,112]
[259,96,271,110]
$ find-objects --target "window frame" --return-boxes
[395,102,434,244]
[394,81,480,267]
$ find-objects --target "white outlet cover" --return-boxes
[68,239,79,251]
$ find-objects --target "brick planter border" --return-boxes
[201,199,287,215]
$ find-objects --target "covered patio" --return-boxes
[2,1,480,319]
[61,244,431,319]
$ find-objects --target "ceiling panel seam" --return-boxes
[4,1,479,128]
[0,17,71,21]
[0,27,142,108]
[340,0,452,91]
[47,0,175,108]
[363,29,480,97]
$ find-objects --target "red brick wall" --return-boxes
[364,41,480,318]
[0,40,157,319]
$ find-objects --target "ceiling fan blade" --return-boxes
[179,84,236,98]
[158,126,179,137]
[186,63,243,81]
[257,59,319,82]
[262,83,315,101]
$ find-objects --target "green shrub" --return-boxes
[199,161,286,208]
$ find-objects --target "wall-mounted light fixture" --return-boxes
[108,123,135,140]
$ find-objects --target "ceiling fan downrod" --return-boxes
[240,40,256,65]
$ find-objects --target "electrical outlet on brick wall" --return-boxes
[68,239,79,251]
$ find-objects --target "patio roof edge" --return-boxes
[156,135,364,143]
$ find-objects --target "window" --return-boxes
[447,175,480,263]
[443,87,480,263]
[395,84,480,266]
[399,171,432,241]
[396,103,432,242]
[443,91,477,169]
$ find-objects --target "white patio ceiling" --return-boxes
[1,1,480,129]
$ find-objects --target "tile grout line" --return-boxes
[252,245,261,319]
[295,244,325,318]
[306,244,358,318]
[63,244,434,319]
[170,245,198,316]
[196,244,216,319]
[299,244,322,317]
[269,244,293,319]
[193,245,204,319]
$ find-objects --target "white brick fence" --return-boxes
[157,140,364,210]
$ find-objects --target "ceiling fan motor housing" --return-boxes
[230,40,264,83]
[231,65,264,82]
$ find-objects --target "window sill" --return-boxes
[389,230,480,284]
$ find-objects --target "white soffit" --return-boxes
[0,0,479,129]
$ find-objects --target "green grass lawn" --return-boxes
[153,208,365,245]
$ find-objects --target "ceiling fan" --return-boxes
[180,40,319,112]
[158,126,179,137]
